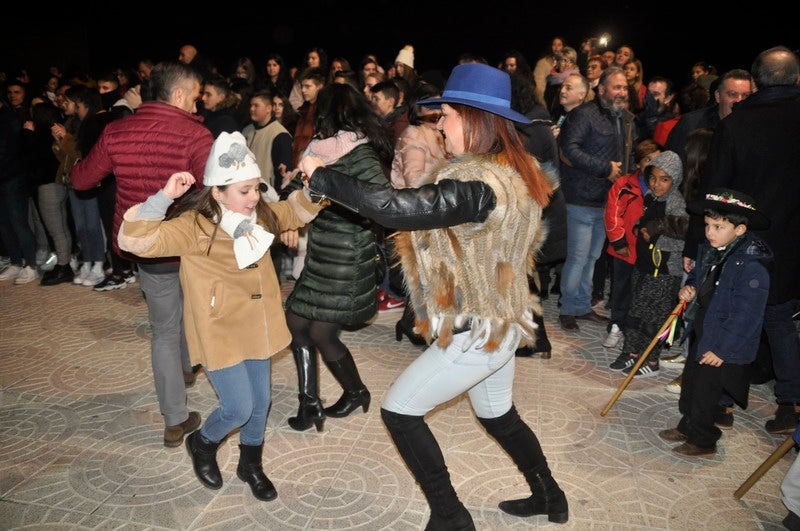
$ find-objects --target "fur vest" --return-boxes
[395,155,547,352]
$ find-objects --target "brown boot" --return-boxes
[672,442,716,458]
[765,404,800,434]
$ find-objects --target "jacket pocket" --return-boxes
[209,282,223,319]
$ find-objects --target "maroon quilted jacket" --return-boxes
[70,102,214,261]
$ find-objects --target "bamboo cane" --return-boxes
[600,301,685,417]
[733,435,796,499]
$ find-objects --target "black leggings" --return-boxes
[286,310,347,362]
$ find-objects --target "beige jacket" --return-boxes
[119,190,322,370]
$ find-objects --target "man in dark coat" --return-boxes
[687,46,800,434]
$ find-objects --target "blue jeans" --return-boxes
[68,188,106,262]
[0,177,37,266]
[765,299,800,404]
[560,204,607,316]
[202,359,272,446]
[383,330,518,419]
[138,263,191,426]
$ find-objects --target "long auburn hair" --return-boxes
[450,103,551,207]
[169,185,280,254]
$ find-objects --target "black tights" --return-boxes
[286,310,347,362]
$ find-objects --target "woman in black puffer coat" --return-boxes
[283,84,392,432]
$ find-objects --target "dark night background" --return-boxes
[3,6,797,96]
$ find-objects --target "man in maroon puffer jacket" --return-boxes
[71,61,214,448]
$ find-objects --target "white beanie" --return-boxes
[395,45,415,69]
[203,131,261,186]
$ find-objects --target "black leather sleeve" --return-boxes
[307,166,497,231]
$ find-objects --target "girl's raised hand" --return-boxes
[163,171,196,199]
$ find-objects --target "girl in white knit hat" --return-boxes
[118,131,325,501]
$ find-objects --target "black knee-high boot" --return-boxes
[237,443,277,501]
[288,346,325,432]
[478,405,568,524]
[322,349,371,418]
[381,409,475,531]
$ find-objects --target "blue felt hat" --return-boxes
[417,63,531,124]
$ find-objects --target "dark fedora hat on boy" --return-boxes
[417,63,530,123]
[687,187,770,230]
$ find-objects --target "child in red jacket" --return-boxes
[602,139,662,349]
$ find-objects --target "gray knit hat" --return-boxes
[647,150,683,187]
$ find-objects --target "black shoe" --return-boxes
[40,264,74,286]
[575,310,610,324]
[765,404,800,434]
[93,275,127,291]
[559,315,579,330]
[783,510,800,531]
[714,406,734,430]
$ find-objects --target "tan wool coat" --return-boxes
[119,190,322,370]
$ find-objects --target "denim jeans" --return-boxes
[138,263,191,426]
[202,359,272,446]
[68,188,105,262]
[765,298,800,404]
[560,204,607,316]
[0,177,37,266]
[383,330,518,419]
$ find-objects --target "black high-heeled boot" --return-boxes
[381,409,475,531]
[185,430,223,489]
[516,314,552,359]
[237,443,277,501]
[288,346,325,432]
[322,349,371,418]
[396,302,427,346]
[478,405,568,524]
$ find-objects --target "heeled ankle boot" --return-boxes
[288,346,325,432]
[185,431,223,489]
[479,406,568,524]
[381,409,475,531]
[396,302,427,346]
[237,443,277,501]
[323,349,371,418]
[533,314,552,359]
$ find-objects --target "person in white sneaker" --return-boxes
[608,151,687,378]
[0,94,39,284]
[603,139,662,351]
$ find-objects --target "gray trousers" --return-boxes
[37,183,72,265]
[137,262,192,426]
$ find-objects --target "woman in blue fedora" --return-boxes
[299,63,568,529]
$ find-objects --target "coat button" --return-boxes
[246,263,258,269]
[251,294,262,299]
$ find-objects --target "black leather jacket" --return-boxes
[308,166,497,231]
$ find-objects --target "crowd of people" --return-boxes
[1,38,799,529]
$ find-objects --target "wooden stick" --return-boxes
[733,435,796,499]
[600,301,685,417]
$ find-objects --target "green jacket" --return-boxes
[285,143,388,325]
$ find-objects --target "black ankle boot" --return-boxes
[396,302,427,346]
[533,314,552,359]
[237,443,277,501]
[288,346,325,432]
[381,409,475,530]
[479,406,568,524]
[185,431,222,489]
[323,350,371,418]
